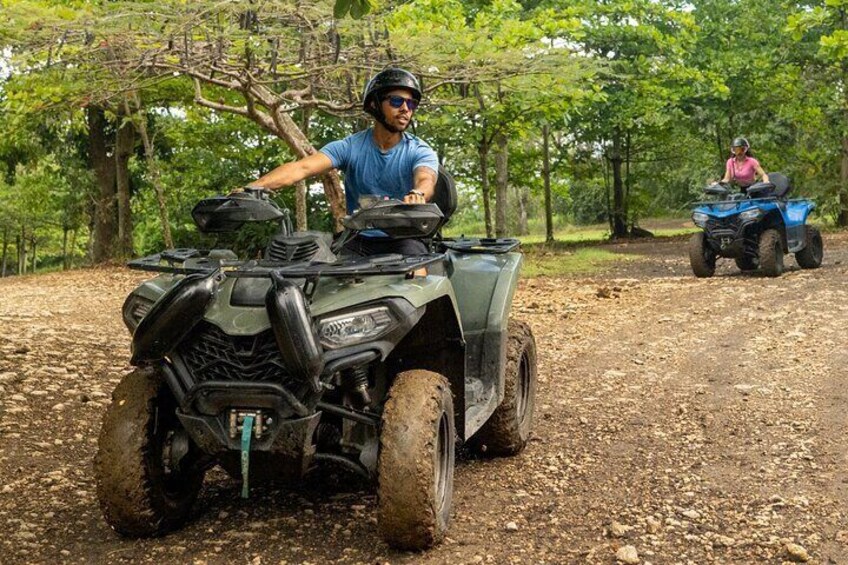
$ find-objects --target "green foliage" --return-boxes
[3,0,848,274]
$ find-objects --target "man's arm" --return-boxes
[250,152,334,191]
[404,167,438,204]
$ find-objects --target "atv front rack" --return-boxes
[128,251,445,277]
[690,196,809,207]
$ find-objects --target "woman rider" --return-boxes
[718,137,769,189]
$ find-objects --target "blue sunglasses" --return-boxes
[383,95,420,111]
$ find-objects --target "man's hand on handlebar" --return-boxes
[403,190,426,204]
[230,185,272,199]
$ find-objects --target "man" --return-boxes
[247,68,439,257]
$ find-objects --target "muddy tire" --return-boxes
[758,228,784,277]
[735,255,758,271]
[795,225,823,269]
[95,368,205,537]
[688,232,716,278]
[377,370,455,550]
[469,320,537,456]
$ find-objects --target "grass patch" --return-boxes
[445,217,698,245]
[521,247,639,278]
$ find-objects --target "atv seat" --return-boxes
[746,172,792,199]
[432,167,458,230]
[769,172,792,198]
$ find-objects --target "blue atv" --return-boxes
[688,172,823,277]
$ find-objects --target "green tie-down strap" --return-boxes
[240,415,255,499]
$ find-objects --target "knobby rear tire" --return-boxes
[795,225,823,269]
[469,320,537,456]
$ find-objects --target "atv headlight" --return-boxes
[739,208,763,221]
[692,212,709,227]
[122,294,155,333]
[317,306,397,349]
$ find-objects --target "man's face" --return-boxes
[379,88,417,131]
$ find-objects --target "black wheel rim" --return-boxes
[516,351,531,425]
[154,396,196,496]
[434,411,451,514]
[775,241,784,270]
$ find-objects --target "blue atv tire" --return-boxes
[688,232,716,278]
[795,226,823,269]
[758,229,784,277]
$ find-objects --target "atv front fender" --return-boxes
[447,251,523,438]
[131,270,221,365]
[784,200,816,252]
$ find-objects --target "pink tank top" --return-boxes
[726,156,760,186]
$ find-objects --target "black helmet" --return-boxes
[362,68,422,116]
[731,137,750,149]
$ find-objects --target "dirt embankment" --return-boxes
[1,234,847,564]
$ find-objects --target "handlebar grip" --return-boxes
[243,185,271,200]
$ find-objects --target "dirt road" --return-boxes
[1,234,847,564]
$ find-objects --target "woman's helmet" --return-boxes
[731,137,750,149]
[362,68,422,115]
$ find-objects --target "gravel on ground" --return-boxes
[1,233,847,564]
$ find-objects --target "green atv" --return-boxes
[94,170,537,550]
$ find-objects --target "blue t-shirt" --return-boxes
[320,129,439,213]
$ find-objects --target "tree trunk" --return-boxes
[1,225,8,277]
[840,136,848,227]
[295,109,311,231]
[516,184,529,236]
[715,125,725,167]
[88,106,117,262]
[542,124,554,243]
[295,181,308,231]
[603,155,613,234]
[15,233,22,275]
[115,112,135,258]
[609,129,627,238]
[494,132,508,238]
[68,229,78,270]
[62,227,69,270]
[30,236,37,273]
[19,227,27,275]
[478,138,493,238]
[127,93,173,247]
[624,131,632,227]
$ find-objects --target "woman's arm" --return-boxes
[718,160,732,184]
[754,163,769,184]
